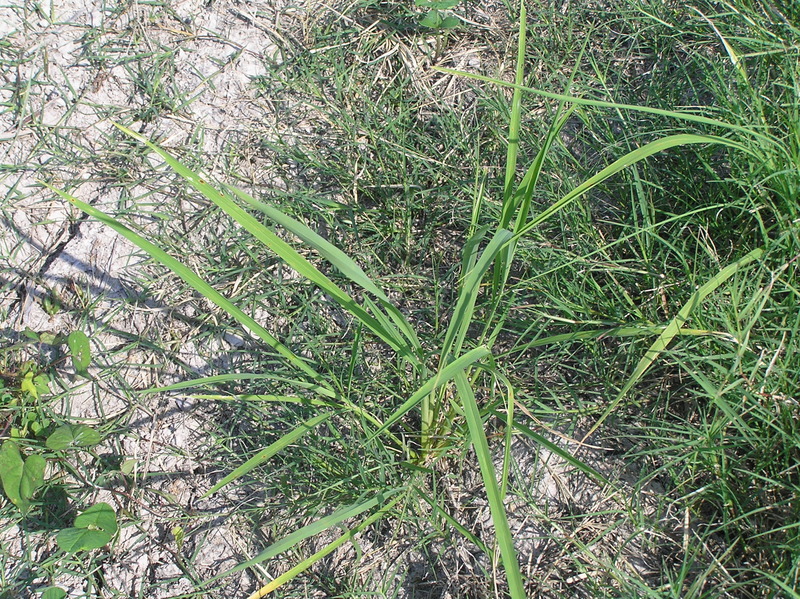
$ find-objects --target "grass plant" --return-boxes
[2,0,795,596]
[52,0,800,595]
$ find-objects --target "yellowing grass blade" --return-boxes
[583,247,765,442]
[244,491,405,598]
[204,489,400,585]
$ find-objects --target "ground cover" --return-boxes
[1,0,798,597]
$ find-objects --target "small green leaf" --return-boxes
[22,327,40,341]
[0,442,45,514]
[20,372,38,399]
[56,527,113,552]
[46,425,103,450]
[74,502,118,535]
[439,15,461,28]
[415,0,459,9]
[33,374,50,396]
[420,10,443,28]
[120,458,138,475]
[41,587,67,599]
[67,331,91,374]
[56,502,118,553]
[20,454,46,502]
[172,525,185,552]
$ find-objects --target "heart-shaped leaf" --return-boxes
[74,502,118,535]
[0,441,24,509]
[46,425,103,451]
[56,502,118,553]
[420,10,443,28]
[20,454,46,502]
[0,442,46,514]
[56,527,113,552]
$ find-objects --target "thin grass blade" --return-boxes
[202,412,333,498]
[371,346,492,442]
[46,185,326,386]
[113,124,418,363]
[441,229,513,362]
[204,489,398,584]
[433,67,780,150]
[516,135,755,240]
[245,492,405,598]
[229,186,423,363]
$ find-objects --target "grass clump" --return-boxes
[33,0,800,596]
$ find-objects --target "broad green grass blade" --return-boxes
[433,67,780,149]
[229,186,423,364]
[516,135,755,240]
[202,412,333,498]
[204,489,399,584]
[583,247,765,441]
[46,185,327,387]
[454,371,525,598]
[371,346,492,442]
[511,326,732,352]
[245,492,405,598]
[113,124,418,363]
[441,230,513,362]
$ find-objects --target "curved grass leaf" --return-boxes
[110,125,418,366]
[45,184,327,388]
[205,489,399,585]
[515,135,755,241]
[434,67,780,150]
[244,491,406,598]
[371,345,492,442]
[582,247,765,441]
